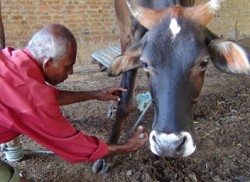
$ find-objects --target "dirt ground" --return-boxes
[2,40,250,182]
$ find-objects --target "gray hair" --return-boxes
[26,24,76,66]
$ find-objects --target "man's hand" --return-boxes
[106,126,148,156]
[122,125,148,153]
[96,87,127,102]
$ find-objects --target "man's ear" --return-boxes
[208,39,250,75]
[42,58,53,71]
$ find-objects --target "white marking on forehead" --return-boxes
[169,18,181,40]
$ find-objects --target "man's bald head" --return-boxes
[26,24,77,66]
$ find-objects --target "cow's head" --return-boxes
[109,0,250,158]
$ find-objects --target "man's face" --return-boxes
[43,47,76,85]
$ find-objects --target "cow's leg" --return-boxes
[0,1,5,48]
[92,69,138,174]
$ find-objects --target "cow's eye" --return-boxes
[200,58,210,68]
[141,61,148,68]
[140,60,155,73]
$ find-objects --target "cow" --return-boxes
[91,0,250,174]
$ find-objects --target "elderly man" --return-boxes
[0,24,148,182]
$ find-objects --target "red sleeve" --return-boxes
[14,102,108,163]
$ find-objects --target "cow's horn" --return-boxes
[126,0,170,29]
[126,0,144,20]
[208,0,222,13]
[184,0,223,26]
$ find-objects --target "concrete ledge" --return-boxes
[91,45,121,71]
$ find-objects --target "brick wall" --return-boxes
[1,0,250,64]
[1,0,120,63]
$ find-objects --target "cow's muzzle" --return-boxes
[149,130,196,158]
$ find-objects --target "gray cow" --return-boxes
[93,0,250,174]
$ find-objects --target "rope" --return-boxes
[126,92,152,139]
[24,149,54,154]
[1,144,24,162]
[0,143,54,162]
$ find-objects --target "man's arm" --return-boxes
[56,87,127,105]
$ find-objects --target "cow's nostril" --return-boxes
[152,135,157,142]
[176,136,187,152]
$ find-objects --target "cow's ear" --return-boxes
[208,39,250,75]
[108,42,144,76]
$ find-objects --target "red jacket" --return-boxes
[0,47,108,163]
